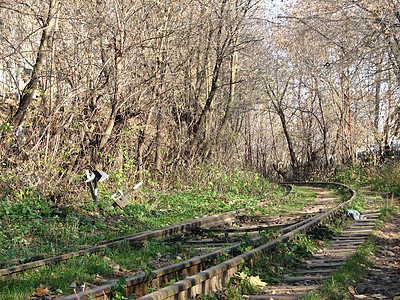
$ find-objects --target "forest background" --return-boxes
[1,0,400,201]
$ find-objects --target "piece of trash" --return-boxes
[80,283,90,292]
[344,209,364,220]
[151,211,161,217]
[112,181,143,209]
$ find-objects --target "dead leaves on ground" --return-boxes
[27,285,56,300]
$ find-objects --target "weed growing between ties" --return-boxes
[192,264,264,300]
[111,276,136,300]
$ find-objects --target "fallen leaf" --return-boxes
[237,272,267,287]
[35,286,50,296]
[348,285,356,294]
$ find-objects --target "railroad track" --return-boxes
[55,182,361,300]
[0,186,295,280]
[2,182,371,300]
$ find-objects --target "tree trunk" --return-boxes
[137,107,155,176]
[100,32,123,150]
[192,55,224,138]
[155,105,164,172]
[191,0,228,156]
[12,0,59,127]
[208,44,238,158]
[276,106,298,175]
[266,78,298,176]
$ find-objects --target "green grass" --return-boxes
[0,254,115,299]
[241,186,318,216]
[0,196,104,261]
[0,240,197,300]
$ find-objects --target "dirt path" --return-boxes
[353,195,400,300]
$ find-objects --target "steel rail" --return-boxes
[0,185,293,280]
[195,223,295,232]
[61,183,351,300]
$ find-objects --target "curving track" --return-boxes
[58,182,361,300]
